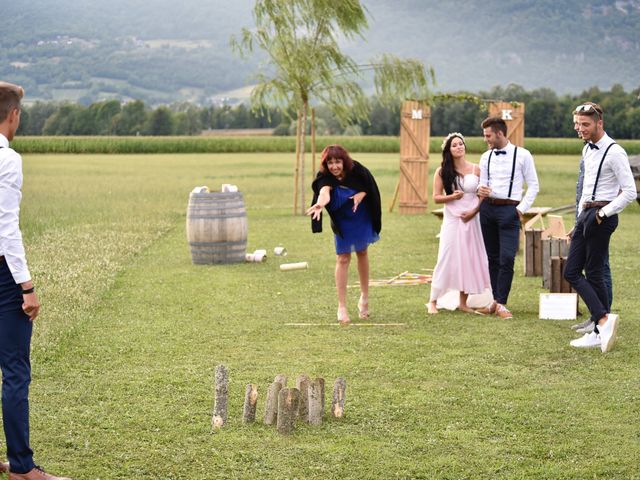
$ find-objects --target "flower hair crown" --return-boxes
[441,132,465,151]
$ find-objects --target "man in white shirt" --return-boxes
[565,102,636,353]
[477,116,539,319]
[0,82,71,479]
[570,113,613,335]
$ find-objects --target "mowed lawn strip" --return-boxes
[16,153,640,479]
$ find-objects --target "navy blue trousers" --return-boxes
[479,203,520,305]
[0,260,35,474]
[564,208,618,326]
[603,255,613,310]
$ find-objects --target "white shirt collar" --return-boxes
[592,133,612,149]
[0,134,9,148]
[493,141,513,153]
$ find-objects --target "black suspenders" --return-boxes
[591,143,617,201]
[487,146,518,199]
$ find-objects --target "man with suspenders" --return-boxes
[570,111,613,334]
[565,102,635,352]
[477,116,539,319]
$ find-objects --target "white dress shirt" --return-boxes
[577,133,635,217]
[479,141,540,213]
[0,133,31,284]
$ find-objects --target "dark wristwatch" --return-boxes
[597,209,606,219]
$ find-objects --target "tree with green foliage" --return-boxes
[17,101,57,135]
[145,106,174,136]
[92,100,121,135]
[232,0,434,214]
[113,101,147,136]
[42,104,82,135]
[172,103,203,136]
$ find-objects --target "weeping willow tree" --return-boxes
[232,0,434,214]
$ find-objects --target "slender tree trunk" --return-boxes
[311,107,317,176]
[299,102,308,215]
[294,113,302,215]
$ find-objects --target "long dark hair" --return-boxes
[440,134,465,195]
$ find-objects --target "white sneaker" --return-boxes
[570,331,601,348]
[599,313,619,353]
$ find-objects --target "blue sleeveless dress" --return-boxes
[327,185,380,254]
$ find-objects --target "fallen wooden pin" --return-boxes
[285,322,406,327]
[280,261,308,271]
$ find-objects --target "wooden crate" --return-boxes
[550,256,573,293]
[542,237,570,289]
[524,229,543,277]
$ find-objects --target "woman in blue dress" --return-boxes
[307,145,381,325]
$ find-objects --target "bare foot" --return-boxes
[459,305,476,314]
[358,295,369,319]
[427,302,438,314]
[337,307,350,325]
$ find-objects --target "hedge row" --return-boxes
[13,135,640,155]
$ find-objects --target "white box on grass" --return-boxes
[539,293,578,320]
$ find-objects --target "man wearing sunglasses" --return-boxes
[565,102,635,352]
[569,112,613,335]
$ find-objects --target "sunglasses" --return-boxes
[575,104,602,118]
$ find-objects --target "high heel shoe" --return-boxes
[337,307,351,325]
[357,296,369,319]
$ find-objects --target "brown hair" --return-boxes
[0,82,24,123]
[573,101,603,120]
[481,116,507,136]
[319,144,355,174]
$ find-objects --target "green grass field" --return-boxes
[14,151,640,479]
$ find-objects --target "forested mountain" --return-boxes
[2,0,639,105]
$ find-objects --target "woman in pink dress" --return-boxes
[427,133,492,314]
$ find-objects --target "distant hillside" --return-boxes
[2,0,638,105]
[358,0,640,95]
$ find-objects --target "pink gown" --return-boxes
[429,173,492,310]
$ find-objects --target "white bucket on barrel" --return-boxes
[186,191,248,264]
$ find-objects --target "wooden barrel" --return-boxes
[186,192,248,264]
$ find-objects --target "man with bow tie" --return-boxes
[565,102,635,352]
[569,110,612,336]
[476,116,539,319]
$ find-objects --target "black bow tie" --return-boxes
[586,142,599,150]
[494,150,507,155]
